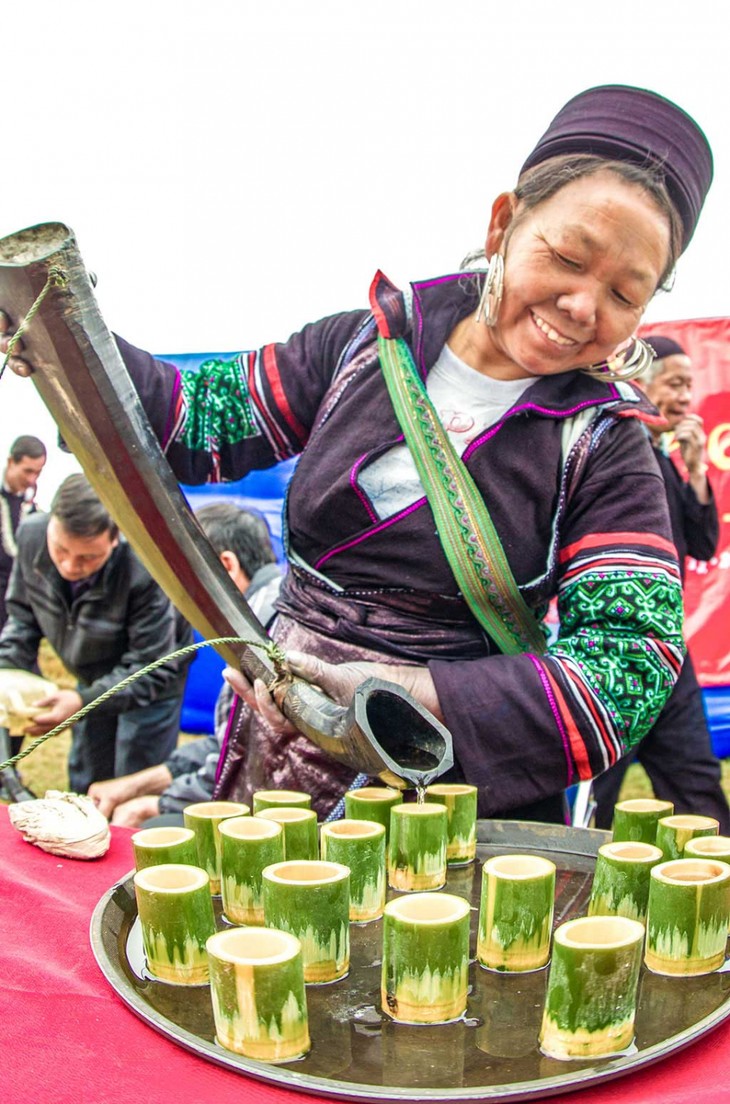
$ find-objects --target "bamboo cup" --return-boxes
[207,926,311,1063]
[684,836,730,935]
[219,815,285,925]
[131,825,199,871]
[344,786,403,841]
[381,892,471,1025]
[477,854,556,972]
[684,834,730,861]
[424,783,478,865]
[539,915,645,1060]
[252,789,312,813]
[255,807,319,860]
[610,798,674,845]
[655,814,719,861]
[183,801,250,894]
[262,860,350,983]
[588,840,663,924]
[388,803,448,891]
[320,819,386,922]
[133,863,217,985]
[645,857,730,976]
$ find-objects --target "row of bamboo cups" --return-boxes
[129,789,730,1065]
[131,784,478,1062]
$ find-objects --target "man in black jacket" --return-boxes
[593,336,730,832]
[0,474,192,791]
[0,434,46,630]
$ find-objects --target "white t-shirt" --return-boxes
[359,343,535,520]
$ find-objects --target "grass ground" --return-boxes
[5,644,730,810]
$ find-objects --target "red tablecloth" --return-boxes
[2,807,728,1104]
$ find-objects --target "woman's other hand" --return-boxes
[223,653,443,732]
[286,651,444,721]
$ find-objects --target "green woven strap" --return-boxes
[378,335,546,656]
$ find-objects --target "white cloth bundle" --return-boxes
[8,790,111,859]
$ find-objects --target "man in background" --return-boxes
[88,502,281,825]
[0,473,192,791]
[593,336,730,832]
[0,435,46,630]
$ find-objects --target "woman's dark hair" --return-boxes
[195,502,276,576]
[512,154,683,290]
[50,473,119,541]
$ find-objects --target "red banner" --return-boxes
[638,318,730,686]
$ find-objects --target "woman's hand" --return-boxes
[0,310,34,376]
[223,651,443,733]
[223,667,299,736]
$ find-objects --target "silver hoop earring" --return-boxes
[475,253,504,328]
[581,337,655,382]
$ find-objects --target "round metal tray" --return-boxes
[90,819,730,1102]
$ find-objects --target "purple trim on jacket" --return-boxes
[314,496,429,571]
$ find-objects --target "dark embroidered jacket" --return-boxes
[116,271,684,816]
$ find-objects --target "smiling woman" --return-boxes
[449,169,674,380]
[0,84,715,825]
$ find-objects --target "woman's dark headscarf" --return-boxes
[519,85,713,250]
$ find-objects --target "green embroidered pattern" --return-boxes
[555,568,685,749]
[179,358,259,453]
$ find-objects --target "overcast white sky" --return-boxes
[1,0,727,503]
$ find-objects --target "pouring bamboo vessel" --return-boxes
[0,222,454,790]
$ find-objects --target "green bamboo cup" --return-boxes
[344,786,403,841]
[133,863,217,985]
[684,834,730,862]
[255,807,319,860]
[207,926,311,1063]
[252,789,312,813]
[262,860,350,984]
[320,819,386,922]
[655,814,719,861]
[131,825,199,871]
[477,854,556,972]
[183,800,250,894]
[219,815,285,925]
[381,892,471,1024]
[424,783,478,865]
[610,798,674,845]
[645,857,730,976]
[388,803,448,891]
[684,837,730,935]
[539,915,645,1060]
[588,840,663,924]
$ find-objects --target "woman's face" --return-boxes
[484,172,671,380]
